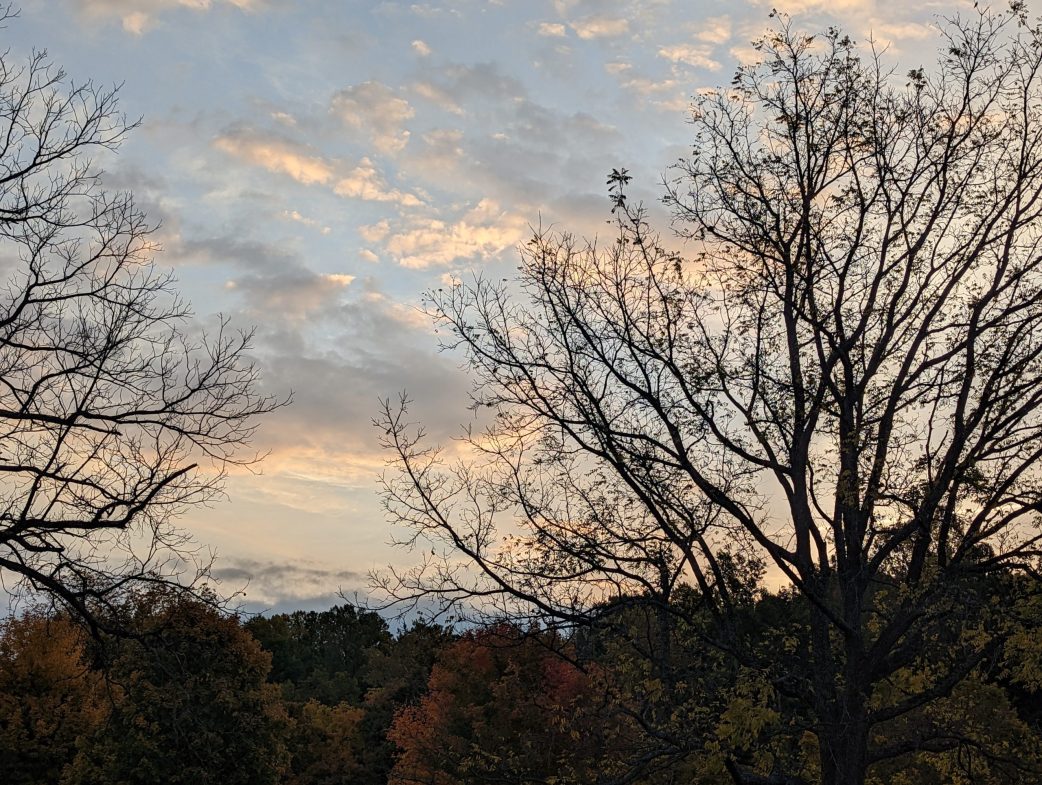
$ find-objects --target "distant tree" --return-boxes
[358,621,456,785]
[388,626,637,785]
[245,604,391,704]
[64,589,289,785]
[380,6,1042,784]
[0,13,283,627]
[0,612,107,784]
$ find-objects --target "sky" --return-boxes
[8,0,1003,612]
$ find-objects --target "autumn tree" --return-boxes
[282,700,367,785]
[358,620,456,785]
[64,589,289,785]
[0,14,282,626]
[0,612,107,784]
[379,6,1042,784]
[388,626,637,785]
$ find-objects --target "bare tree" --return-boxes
[379,6,1042,784]
[0,21,283,628]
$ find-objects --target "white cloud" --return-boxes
[122,10,150,33]
[871,21,936,44]
[692,16,731,44]
[748,0,885,12]
[409,2,460,17]
[384,199,527,269]
[412,39,432,56]
[538,22,567,37]
[412,81,465,115]
[658,44,722,71]
[331,81,416,155]
[610,72,690,113]
[282,209,329,234]
[214,130,333,185]
[214,129,421,206]
[271,110,297,126]
[74,0,259,34]
[359,218,391,244]
[570,16,629,40]
[333,157,423,206]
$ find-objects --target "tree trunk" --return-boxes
[809,589,871,785]
[818,700,870,785]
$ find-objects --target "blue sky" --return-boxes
[12,0,990,611]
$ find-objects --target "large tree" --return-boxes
[63,589,289,785]
[0,17,281,624]
[379,6,1042,784]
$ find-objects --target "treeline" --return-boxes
[2,580,1042,785]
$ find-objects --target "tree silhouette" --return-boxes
[0,15,283,628]
[379,6,1042,783]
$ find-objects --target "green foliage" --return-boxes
[246,604,391,704]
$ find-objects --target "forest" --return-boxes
[3,581,1042,785]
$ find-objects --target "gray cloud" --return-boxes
[253,281,472,453]
[212,557,364,611]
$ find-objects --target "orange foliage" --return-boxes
[0,613,108,785]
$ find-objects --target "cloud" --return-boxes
[359,218,391,244]
[412,39,432,56]
[225,270,355,320]
[122,10,150,32]
[411,62,527,117]
[334,158,423,206]
[411,81,465,115]
[174,234,298,274]
[166,233,354,320]
[383,198,527,269]
[72,0,259,34]
[570,16,629,40]
[238,284,474,494]
[213,128,421,205]
[408,2,460,18]
[871,20,936,44]
[618,74,688,112]
[414,127,465,172]
[283,209,331,234]
[214,128,333,185]
[692,16,731,44]
[212,557,363,608]
[271,110,297,127]
[658,44,722,71]
[746,0,897,16]
[331,81,416,155]
[538,21,567,37]
[391,91,622,234]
